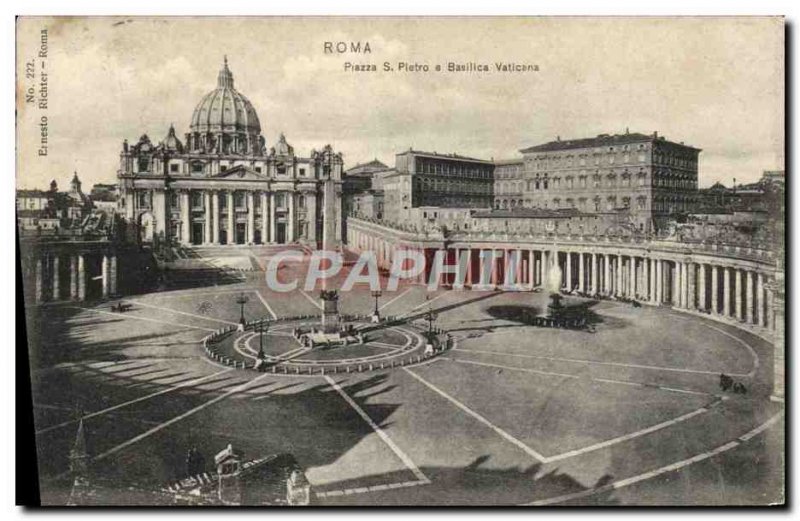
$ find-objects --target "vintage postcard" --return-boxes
[16,16,785,506]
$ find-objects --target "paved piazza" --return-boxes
[26,251,784,506]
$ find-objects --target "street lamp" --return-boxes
[257,321,268,359]
[371,290,382,323]
[236,293,249,329]
[423,309,438,335]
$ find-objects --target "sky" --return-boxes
[16,16,784,190]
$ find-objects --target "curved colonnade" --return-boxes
[347,217,785,402]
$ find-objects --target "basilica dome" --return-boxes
[189,57,262,137]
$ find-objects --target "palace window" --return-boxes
[235,192,245,209]
[191,162,204,174]
[138,157,150,173]
[299,168,306,176]
[170,163,179,173]
[255,166,262,174]
[221,165,228,172]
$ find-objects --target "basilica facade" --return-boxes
[118,58,343,248]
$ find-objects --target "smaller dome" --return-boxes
[161,124,184,153]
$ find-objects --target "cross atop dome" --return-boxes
[218,55,234,89]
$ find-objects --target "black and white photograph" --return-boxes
[14,14,786,507]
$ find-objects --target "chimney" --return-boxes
[653,131,658,138]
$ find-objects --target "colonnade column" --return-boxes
[711,265,719,314]
[687,262,695,310]
[723,267,731,317]
[109,255,118,295]
[578,252,585,293]
[70,256,78,300]
[591,253,598,294]
[656,259,663,304]
[746,271,754,324]
[101,255,110,298]
[528,249,535,289]
[758,272,766,327]
[34,258,43,303]
[698,264,707,311]
[77,255,86,301]
[565,252,572,291]
[52,256,60,301]
[735,269,743,321]
[649,258,656,303]
[603,254,611,294]
[629,256,636,298]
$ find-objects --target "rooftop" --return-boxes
[397,148,492,164]
[520,131,701,154]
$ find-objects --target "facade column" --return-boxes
[101,255,110,298]
[52,256,60,301]
[34,257,43,303]
[723,267,731,317]
[203,191,212,244]
[227,191,235,244]
[306,192,317,245]
[757,272,766,327]
[70,256,78,300]
[261,192,269,244]
[735,269,743,321]
[270,193,277,243]
[746,270,754,324]
[287,192,295,242]
[591,253,598,294]
[77,255,86,301]
[211,191,220,244]
[247,192,255,244]
[180,191,190,245]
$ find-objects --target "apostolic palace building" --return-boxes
[118,57,343,248]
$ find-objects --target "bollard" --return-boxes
[347,366,351,373]
[369,364,373,371]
